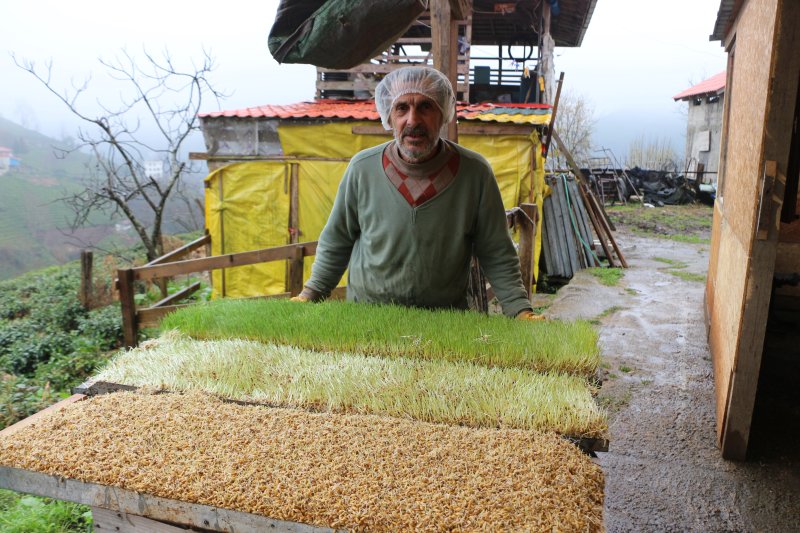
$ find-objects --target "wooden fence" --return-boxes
[116,203,538,348]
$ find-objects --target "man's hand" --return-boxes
[290,287,320,303]
[516,310,546,321]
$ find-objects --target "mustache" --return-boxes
[401,126,429,137]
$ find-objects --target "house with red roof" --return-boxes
[673,71,726,192]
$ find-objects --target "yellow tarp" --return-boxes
[204,121,548,299]
[204,162,290,299]
[280,121,390,159]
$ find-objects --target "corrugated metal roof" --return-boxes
[200,100,551,124]
[711,0,737,42]
[673,71,726,101]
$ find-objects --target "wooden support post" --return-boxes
[218,172,226,298]
[518,203,538,299]
[289,246,305,297]
[79,250,93,309]
[117,269,138,348]
[288,163,301,293]
[431,0,458,141]
[575,183,615,267]
[544,72,564,158]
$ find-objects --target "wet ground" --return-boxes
[538,226,800,532]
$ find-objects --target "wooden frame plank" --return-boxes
[131,242,319,282]
[145,235,211,266]
[0,394,86,438]
[149,282,201,309]
[118,269,138,348]
[0,466,334,533]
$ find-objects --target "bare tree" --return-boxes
[549,90,596,171]
[627,135,679,171]
[14,49,224,262]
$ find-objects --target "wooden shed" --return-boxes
[194,101,551,299]
[705,0,800,460]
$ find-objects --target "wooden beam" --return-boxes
[288,247,305,297]
[79,250,93,309]
[131,242,319,282]
[0,466,333,533]
[431,0,459,141]
[448,0,470,20]
[517,203,538,300]
[145,234,211,266]
[551,129,628,268]
[117,268,138,348]
[149,282,201,309]
[544,72,564,158]
[0,394,85,438]
[92,507,189,533]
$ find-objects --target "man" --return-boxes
[293,66,542,320]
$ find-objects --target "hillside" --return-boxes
[0,118,128,279]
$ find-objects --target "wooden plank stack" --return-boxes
[542,174,600,279]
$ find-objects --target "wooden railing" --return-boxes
[116,236,321,348]
[117,203,538,347]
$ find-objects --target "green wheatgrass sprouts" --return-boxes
[160,300,600,377]
[94,333,607,438]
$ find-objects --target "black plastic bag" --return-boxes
[269,0,428,69]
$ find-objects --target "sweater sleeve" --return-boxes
[304,165,361,297]
[473,166,533,318]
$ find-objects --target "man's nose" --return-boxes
[406,106,420,126]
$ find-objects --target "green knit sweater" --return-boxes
[306,140,532,318]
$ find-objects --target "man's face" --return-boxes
[390,93,443,163]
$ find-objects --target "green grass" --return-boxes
[161,300,601,377]
[653,257,686,267]
[96,334,607,437]
[597,306,625,319]
[653,257,706,283]
[586,267,624,286]
[0,490,91,533]
[667,270,706,283]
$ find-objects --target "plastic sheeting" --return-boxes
[204,122,548,298]
[279,121,390,159]
[204,162,290,299]
[268,0,426,69]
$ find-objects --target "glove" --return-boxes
[516,310,546,321]
[290,287,319,303]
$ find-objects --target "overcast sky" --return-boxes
[0,0,726,156]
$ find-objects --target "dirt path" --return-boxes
[542,229,800,532]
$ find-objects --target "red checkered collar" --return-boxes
[383,140,460,207]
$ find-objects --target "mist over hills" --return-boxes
[0,117,204,280]
[591,106,687,167]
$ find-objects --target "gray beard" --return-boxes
[395,133,441,163]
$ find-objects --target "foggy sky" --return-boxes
[1,0,726,157]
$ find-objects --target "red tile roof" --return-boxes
[673,71,726,101]
[199,100,551,121]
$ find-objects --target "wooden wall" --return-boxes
[706,0,800,460]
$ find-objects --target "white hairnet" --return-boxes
[375,67,456,130]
